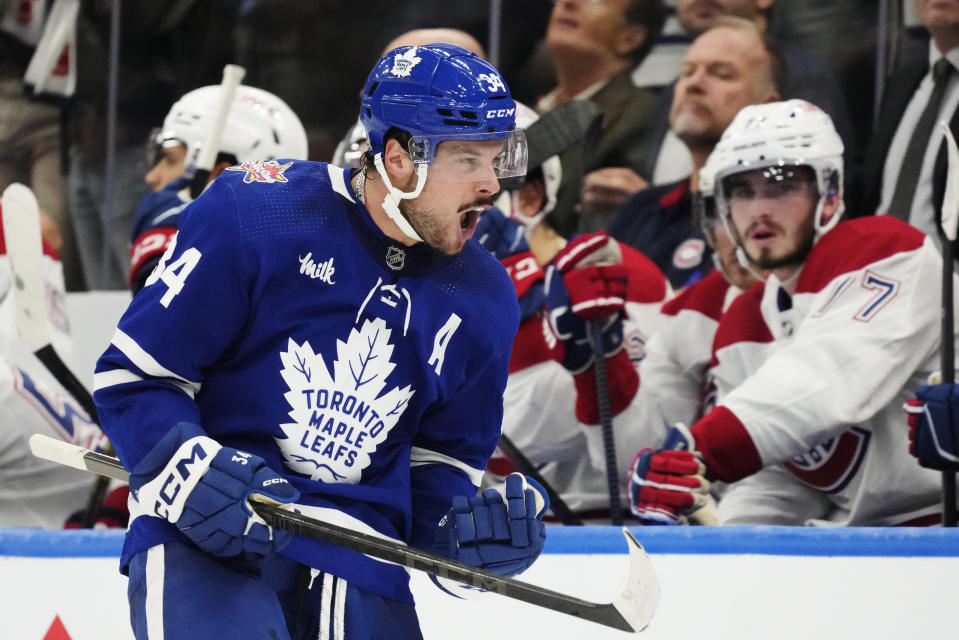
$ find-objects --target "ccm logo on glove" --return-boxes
[147,438,218,521]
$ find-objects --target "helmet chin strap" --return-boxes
[372,152,426,243]
[733,246,764,281]
[813,196,843,238]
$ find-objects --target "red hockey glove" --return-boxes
[629,425,712,525]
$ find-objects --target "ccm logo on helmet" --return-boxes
[486,108,515,119]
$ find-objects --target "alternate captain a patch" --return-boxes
[226,160,294,184]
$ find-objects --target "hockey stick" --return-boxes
[937,121,958,527]
[2,183,111,527]
[186,63,246,200]
[497,434,583,526]
[590,322,624,525]
[30,434,660,633]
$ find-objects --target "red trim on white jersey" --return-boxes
[710,282,772,368]
[662,269,730,320]
[691,405,762,482]
[795,217,925,295]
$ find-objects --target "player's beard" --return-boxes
[746,218,816,271]
[399,198,457,255]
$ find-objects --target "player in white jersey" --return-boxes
[478,103,671,521]
[93,44,549,640]
[0,217,108,528]
[629,100,945,526]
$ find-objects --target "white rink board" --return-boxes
[2,527,957,640]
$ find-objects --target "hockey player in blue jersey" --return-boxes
[93,44,548,640]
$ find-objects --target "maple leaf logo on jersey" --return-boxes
[277,318,415,483]
[390,47,421,77]
[226,160,294,184]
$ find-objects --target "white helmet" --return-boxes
[331,118,368,169]
[156,85,309,166]
[493,101,562,229]
[703,99,844,239]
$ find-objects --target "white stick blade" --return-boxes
[29,433,89,471]
[614,528,661,632]
[940,121,959,242]
[1,182,49,350]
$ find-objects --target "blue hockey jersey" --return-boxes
[94,160,520,603]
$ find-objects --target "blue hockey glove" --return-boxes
[432,473,549,577]
[129,422,300,557]
[629,425,711,526]
[906,383,959,470]
[475,207,530,260]
[544,232,627,373]
[476,208,546,320]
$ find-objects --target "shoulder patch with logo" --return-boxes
[226,160,294,184]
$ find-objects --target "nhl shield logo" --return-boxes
[385,245,405,270]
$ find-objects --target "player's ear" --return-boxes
[820,174,842,226]
[383,138,413,182]
[518,179,545,217]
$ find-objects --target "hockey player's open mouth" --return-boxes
[461,208,481,230]
[459,201,492,239]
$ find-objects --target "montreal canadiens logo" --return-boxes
[782,426,871,494]
[672,238,706,270]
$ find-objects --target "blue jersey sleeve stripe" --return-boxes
[151,202,188,226]
[410,447,485,486]
[93,368,144,391]
[112,328,201,396]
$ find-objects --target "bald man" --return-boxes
[332,28,486,168]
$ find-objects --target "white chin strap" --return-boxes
[372,152,426,242]
[813,196,843,239]
[733,246,765,284]
[492,190,546,241]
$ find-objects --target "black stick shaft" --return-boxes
[942,239,957,527]
[590,322,623,525]
[497,434,582,526]
[55,444,642,633]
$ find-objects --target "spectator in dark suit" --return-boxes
[855,0,959,253]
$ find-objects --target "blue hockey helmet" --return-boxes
[359,43,527,179]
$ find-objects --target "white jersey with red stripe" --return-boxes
[634,269,739,434]
[487,242,671,520]
[0,219,106,527]
[704,216,943,526]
